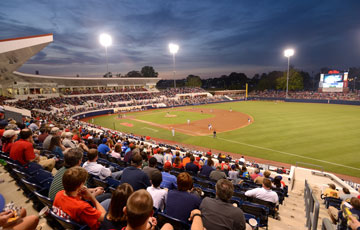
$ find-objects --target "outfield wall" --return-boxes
[249,97,360,105]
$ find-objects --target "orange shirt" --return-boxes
[182,157,190,166]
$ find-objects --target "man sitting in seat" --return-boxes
[9,128,55,172]
[120,153,151,191]
[82,149,122,180]
[322,184,339,199]
[245,178,279,204]
[52,166,106,229]
[209,166,226,181]
[48,148,105,201]
[200,179,248,230]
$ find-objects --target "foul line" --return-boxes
[209,136,360,171]
[141,127,159,132]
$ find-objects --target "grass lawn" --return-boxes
[89,101,360,177]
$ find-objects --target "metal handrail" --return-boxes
[304,180,320,230]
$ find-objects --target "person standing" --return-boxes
[171,128,175,137]
[213,130,216,138]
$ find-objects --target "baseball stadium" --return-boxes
[0,24,360,230]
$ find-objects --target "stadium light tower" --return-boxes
[99,33,112,75]
[284,48,295,98]
[169,43,179,88]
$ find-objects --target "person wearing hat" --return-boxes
[1,130,19,154]
[160,162,177,190]
[97,138,110,154]
[43,127,60,150]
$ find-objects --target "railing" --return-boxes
[305,180,320,230]
[296,162,324,172]
[321,218,335,230]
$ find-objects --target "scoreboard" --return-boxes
[319,70,348,92]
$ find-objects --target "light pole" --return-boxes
[169,43,179,88]
[99,33,112,76]
[284,49,294,98]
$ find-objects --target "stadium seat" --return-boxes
[240,201,269,228]
[92,177,109,190]
[324,197,342,209]
[248,197,278,217]
[49,210,89,230]
[157,212,190,230]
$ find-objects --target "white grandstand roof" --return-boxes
[0,34,160,87]
[0,34,53,82]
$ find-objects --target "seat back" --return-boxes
[21,178,42,193]
[49,210,88,230]
[324,197,342,209]
[157,212,190,230]
[249,197,277,217]
[240,202,269,227]
[34,191,53,208]
[93,177,108,190]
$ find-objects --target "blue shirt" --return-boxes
[166,190,201,222]
[120,166,151,191]
[200,165,215,177]
[98,144,110,154]
[160,172,177,190]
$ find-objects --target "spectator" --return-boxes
[1,130,19,154]
[272,176,284,189]
[109,143,122,159]
[209,166,227,181]
[182,152,191,166]
[82,149,122,180]
[239,156,245,165]
[245,178,279,204]
[52,166,106,229]
[250,168,262,181]
[10,129,55,171]
[241,166,250,179]
[37,127,49,143]
[123,189,173,230]
[99,183,133,230]
[328,197,360,225]
[153,150,164,164]
[322,184,339,199]
[199,158,215,178]
[142,157,160,179]
[28,120,40,132]
[0,206,39,230]
[147,171,168,211]
[172,156,184,169]
[185,156,199,174]
[340,188,353,201]
[254,170,271,185]
[62,132,76,148]
[98,138,111,154]
[228,164,239,182]
[200,179,247,230]
[166,172,201,222]
[120,153,151,191]
[160,162,177,190]
[48,148,105,201]
[163,148,173,163]
[49,136,66,158]
[43,127,60,150]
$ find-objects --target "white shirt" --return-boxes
[245,187,279,204]
[110,151,121,159]
[164,154,173,163]
[147,186,167,210]
[83,161,111,180]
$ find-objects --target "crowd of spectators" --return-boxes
[1,101,360,230]
[160,87,207,97]
[249,90,360,101]
[62,87,147,95]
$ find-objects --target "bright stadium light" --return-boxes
[99,33,112,47]
[168,43,179,88]
[284,48,295,98]
[99,33,112,75]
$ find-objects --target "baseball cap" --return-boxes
[102,138,108,143]
[3,129,20,138]
[164,161,172,169]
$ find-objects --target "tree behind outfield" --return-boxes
[276,69,304,91]
[141,66,158,78]
[126,70,142,78]
[185,75,202,87]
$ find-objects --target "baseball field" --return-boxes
[84,101,360,178]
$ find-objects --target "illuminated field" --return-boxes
[89,101,360,177]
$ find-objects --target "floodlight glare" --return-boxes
[284,49,294,57]
[169,43,179,54]
[99,33,112,47]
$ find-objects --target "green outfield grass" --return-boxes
[89,101,360,177]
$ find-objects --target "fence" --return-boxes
[305,180,320,230]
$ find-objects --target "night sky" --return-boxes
[1,0,360,79]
